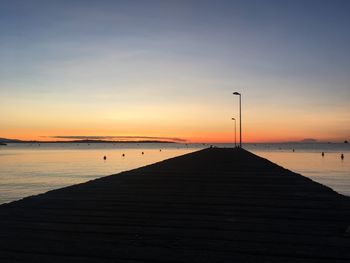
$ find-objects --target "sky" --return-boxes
[1,0,349,143]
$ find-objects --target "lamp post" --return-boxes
[231,118,236,147]
[233,92,242,147]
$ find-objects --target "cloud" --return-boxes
[46,135,186,142]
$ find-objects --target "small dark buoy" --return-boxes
[322,152,324,157]
[103,156,107,160]
[159,149,162,152]
[292,149,295,152]
[141,152,144,155]
[341,154,344,160]
[122,153,125,157]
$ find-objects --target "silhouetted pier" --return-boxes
[0,148,350,262]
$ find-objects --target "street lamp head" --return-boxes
[233,92,241,95]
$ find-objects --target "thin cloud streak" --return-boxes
[46,136,186,142]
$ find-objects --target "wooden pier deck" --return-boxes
[0,148,349,262]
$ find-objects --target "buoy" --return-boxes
[142,152,144,155]
[103,156,107,160]
[160,149,162,152]
[292,149,295,152]
[122,153,125,157]
[341,154,344,160]
[321,152,324,157]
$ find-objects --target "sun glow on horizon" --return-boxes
[0,1,349,143]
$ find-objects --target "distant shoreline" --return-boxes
[0,138,348,145]
[0,139,176,144]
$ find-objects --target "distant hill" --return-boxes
[300,138,318,143]
[69,139,175,144]
[0,138,22,143]
[0,138,175,144]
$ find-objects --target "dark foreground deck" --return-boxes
[0,148,350,262]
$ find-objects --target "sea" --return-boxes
[0,142,349,204]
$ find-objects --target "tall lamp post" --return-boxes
[233,92,242,147]
[231,118,236,147]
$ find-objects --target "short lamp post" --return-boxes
[233,92,242,147]
[231,118,236,147]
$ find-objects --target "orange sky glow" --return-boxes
[1,2,349,143]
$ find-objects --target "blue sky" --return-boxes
[1,0,349,142]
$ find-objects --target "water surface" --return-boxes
[0,142,349,204]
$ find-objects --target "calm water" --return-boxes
[0,142,349,204]
[247,144,350,197]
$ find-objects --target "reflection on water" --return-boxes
[0,143,201,204]
[0,143,349,204]
[251,151,350,197]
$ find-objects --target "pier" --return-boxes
[0,148,349,262]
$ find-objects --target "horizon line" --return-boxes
[1,137,347,144]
